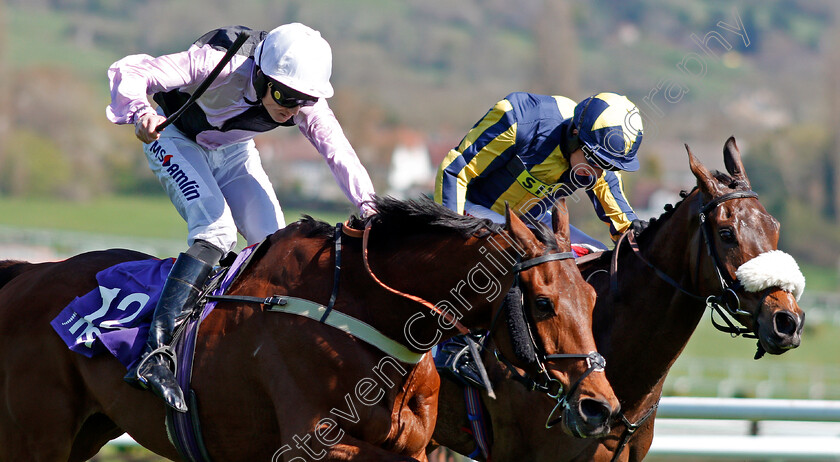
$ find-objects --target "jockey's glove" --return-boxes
[630,218,649,236]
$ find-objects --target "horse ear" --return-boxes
[551,199,572,251]
[504,203,537,255]
[686,143,723,197]
[723,136,751,189]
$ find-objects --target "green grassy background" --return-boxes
[0,196,351,239]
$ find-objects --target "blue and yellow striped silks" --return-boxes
[435,92,637,241]
[573,92,644,171]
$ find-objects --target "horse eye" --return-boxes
[719,228,735,243]
[535,297,554,312]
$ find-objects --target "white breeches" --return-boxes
[144,127,284,253]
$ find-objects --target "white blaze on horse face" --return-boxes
[735,250,805,300]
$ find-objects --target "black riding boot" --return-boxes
[124,241,221,413]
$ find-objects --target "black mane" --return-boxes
[637,168,750,240]
[297,215,340,238]
[362,196,502,238]
[294,196,502,241]
[634,187,696,241]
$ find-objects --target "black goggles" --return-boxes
[581,144,621,172]
[267,81,318,108]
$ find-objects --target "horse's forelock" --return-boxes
[530,222,560,251]
[712,170,750,191]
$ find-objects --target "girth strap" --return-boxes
[464,385,493,461]
[165,243,261,462]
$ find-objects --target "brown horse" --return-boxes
[429,137,805,461]
[0,196,617,461]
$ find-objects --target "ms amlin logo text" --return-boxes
[149,141,201,201]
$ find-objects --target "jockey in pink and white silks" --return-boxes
[106,24,375,412]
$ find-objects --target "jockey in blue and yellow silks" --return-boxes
[435,92,645,248]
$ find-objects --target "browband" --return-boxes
[700,191,758,214]
[513,251,575,273]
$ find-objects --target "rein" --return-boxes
[613,190,760,339]
[481,248,608,431]
[451,241,607,458]
[339,221,608,433]
[358,220,607,458]
[602,190,761,462]
[697,191,760,337]
[205,222,433,363]
[610,402,659,462]
[485,249,603,401]
[356,223,470,335]
[356,221,593,390]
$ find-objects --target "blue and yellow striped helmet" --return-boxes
[572,92,643,172]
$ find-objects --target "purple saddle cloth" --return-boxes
[50,258,174,369]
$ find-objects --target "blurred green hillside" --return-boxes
[0,0,839,280]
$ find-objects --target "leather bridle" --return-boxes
[614,190,762,338]
[606,189,765,462]
[486,251,607,431]
[360,222,607,430]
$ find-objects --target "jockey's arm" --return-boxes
[106,45,226,126]
[586,170,638,242]
[295,100,377,217]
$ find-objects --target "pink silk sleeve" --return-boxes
[106,46,225,124]
[296,100,377,215]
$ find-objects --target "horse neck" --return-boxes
[373,231,516,350]
[600,192,708,405]
[0,260,33,290]
[246,228,516,353]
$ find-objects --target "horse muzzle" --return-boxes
[756,288,804,355]
[559,394,617,438]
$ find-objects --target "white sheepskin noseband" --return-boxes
[735,250,805,301]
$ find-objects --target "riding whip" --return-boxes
[156,31,250,133]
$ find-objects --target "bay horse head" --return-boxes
[683,137,804,355]
[357,197,618,439]
[486,200,618,438]
[428,137,807,462]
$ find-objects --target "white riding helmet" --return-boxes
[254,23,334,98]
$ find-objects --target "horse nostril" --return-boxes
[578,398,612,426]
[774,311,798,337]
